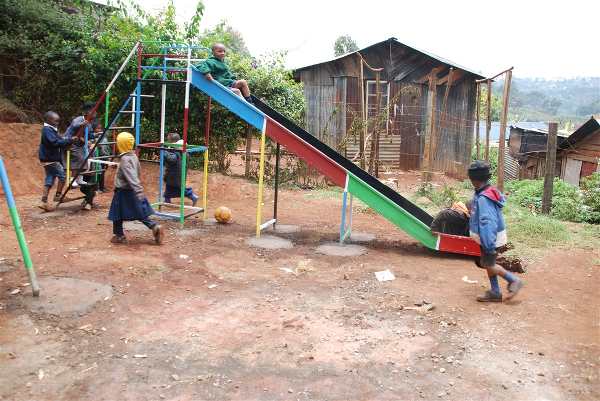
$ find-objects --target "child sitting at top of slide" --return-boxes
[196,43,252,102]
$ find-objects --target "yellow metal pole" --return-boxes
[202,149,209,219]
[66,150,71,184]
[255,131,266,237]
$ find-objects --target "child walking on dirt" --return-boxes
[38,111,75,211]
[196,43,252,102]
[163,133,199,206]
[108,132,164,245]
[468,160,523,302]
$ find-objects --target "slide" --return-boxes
[190,67,480,256]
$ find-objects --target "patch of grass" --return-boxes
[303,187,343,200]
[303,187,372,214]
[503,201,600,261]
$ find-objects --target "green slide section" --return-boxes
[347,172,438,250]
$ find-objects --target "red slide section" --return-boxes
[265,119,347,187]
[437,233,481,256]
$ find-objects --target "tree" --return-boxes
[333,35,358,57]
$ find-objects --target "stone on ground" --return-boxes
[316,242,367,257]
[247,235,293,250]
[23,277,112,317]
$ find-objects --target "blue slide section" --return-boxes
[190,67,265,131]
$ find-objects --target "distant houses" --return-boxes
[506,116,600,186]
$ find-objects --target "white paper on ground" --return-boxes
[374,269,395,282]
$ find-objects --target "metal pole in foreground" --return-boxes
[273,143,281,228]
[542,122,558,214]
[0,157,39,296]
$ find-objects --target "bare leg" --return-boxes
[232,80,251,97]
[54,181,65,201]
[231,87,242,97]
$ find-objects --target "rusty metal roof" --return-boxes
[294,37,485,79]
[560,116,600,149]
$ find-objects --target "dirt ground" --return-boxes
[0,125,598,401]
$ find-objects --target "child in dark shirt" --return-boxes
[38,111,74,210]
[196,43,252,102]
[163,133,199,206]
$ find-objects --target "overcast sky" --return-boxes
[111,0,598,78]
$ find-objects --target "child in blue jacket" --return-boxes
[468,160,523,302]
[38,111,74,210]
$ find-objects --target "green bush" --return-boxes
[505,178,599,223]
[416,182,461,208]
[581,173,600,223]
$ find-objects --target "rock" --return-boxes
[439,368,446,373]
[171,374,180,381]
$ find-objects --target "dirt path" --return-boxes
[0,167,598,401]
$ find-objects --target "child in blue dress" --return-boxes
[108,132,164,245]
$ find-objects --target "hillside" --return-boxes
[493,77,600,124]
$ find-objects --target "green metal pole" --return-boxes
[0,156,39,296]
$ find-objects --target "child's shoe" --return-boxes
[82,203,93,211]
[164,198,172,204]
[38,202,53,212]
[152,225,164,245]
[110,235,128,244]
[476,290,502,302]
[505,279,524,300]
[191,194,199,207]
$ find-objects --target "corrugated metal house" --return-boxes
[293,37,484,178]
[507,125,568,179]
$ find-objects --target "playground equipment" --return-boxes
[60,41,481,257]
[59,42,211,224]
[191,70,483,257]
[0,156,40,296]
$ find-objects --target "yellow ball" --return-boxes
[214,206,232,223]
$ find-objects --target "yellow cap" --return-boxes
[116,132,135,154]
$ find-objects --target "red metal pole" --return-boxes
[137,43,143,80]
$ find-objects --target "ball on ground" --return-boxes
[214,206,232,223]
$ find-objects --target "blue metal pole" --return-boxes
[339,190,348,244]
[84,126,89,159]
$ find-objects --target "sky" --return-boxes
[107,0,599,78]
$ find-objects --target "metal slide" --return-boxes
[189,67,480,256]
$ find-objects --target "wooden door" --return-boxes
[393,83,423,170]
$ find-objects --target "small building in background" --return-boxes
[558,116,600,186]
[506,117,599,185]
[293,37,484,178]
[506,125,568,180]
